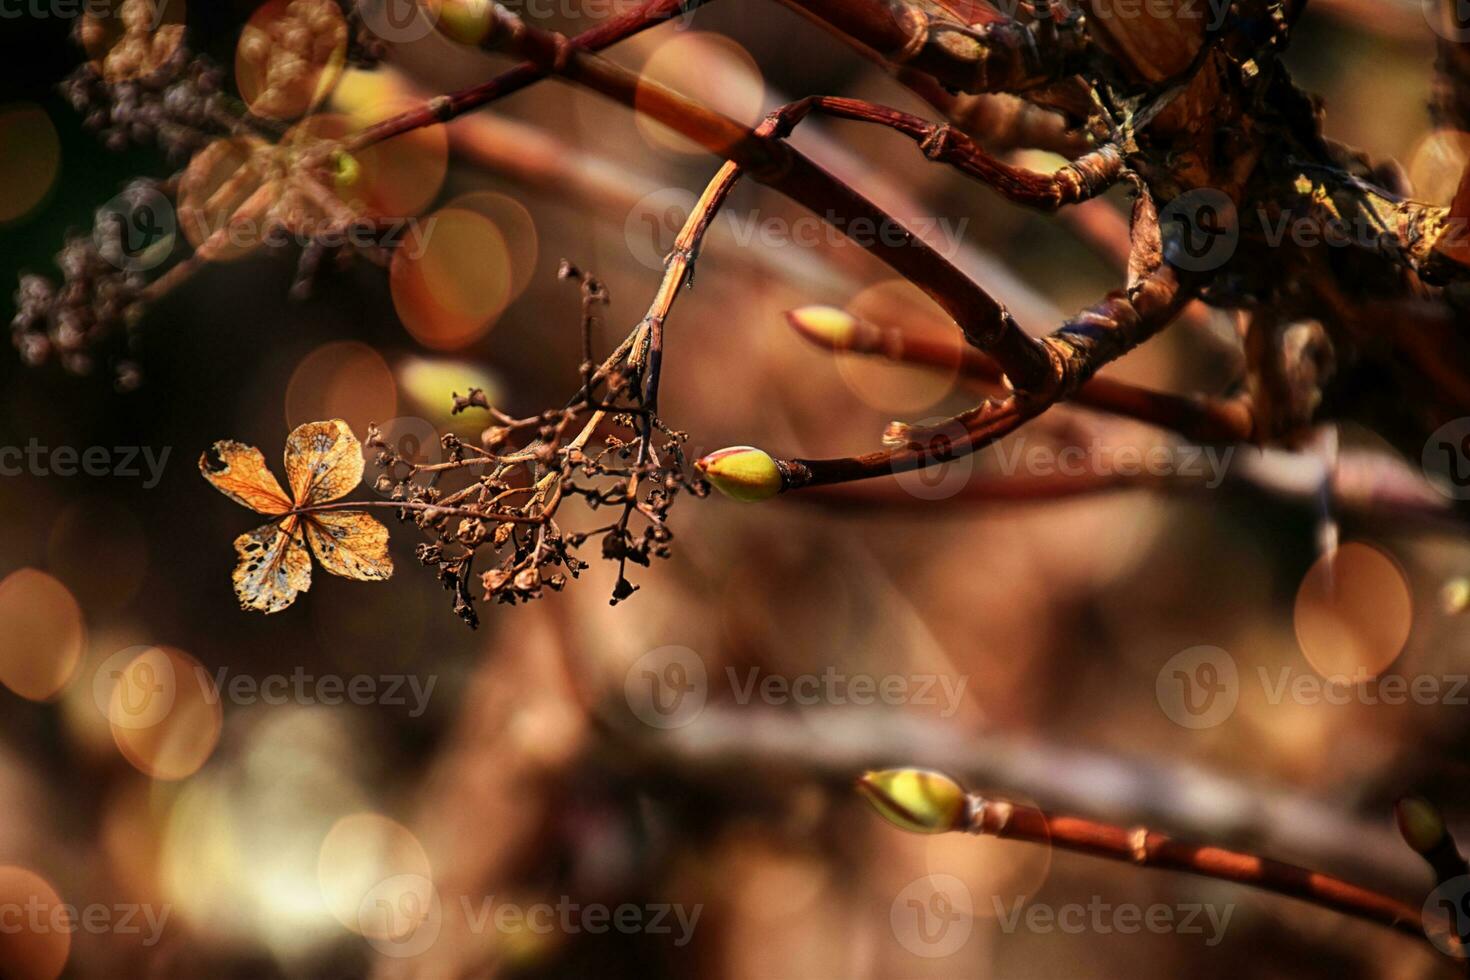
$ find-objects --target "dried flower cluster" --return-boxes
[365,265,706,627]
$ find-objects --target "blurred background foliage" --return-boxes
[0,1,1468,977]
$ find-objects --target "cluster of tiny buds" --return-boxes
[11,200,155,390]
[61,42,230,160]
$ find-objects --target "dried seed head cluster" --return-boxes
[11,209,153,388]
[364,268,706,628]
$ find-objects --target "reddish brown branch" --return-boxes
[961,794,1436,946]
[343,0,712,152]
[788,305,1256,443]
[460,3,1057,390]
[772,96,1125,210]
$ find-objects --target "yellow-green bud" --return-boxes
[1396,796,1448,855]
[696,446,782,502]
[786,305,858,350]
[333,150,361,189]
[1442,578,1470,616]
[429,0,495,46]
[856,768,967,835]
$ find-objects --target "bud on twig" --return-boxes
[428,0,495,45]
[1395,795,1470,896]
[695,446,782,502]
[856,768,967,834]
[786,305,860,351]
[1397,796,1449,857]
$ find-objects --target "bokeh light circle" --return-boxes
[236,0,348,121]
[285,340,398,434]
[318,813,433,937]
[390,207,513,350]
[109,646,222,780]
[0,569,84,702]
[0,866,70,980]
[635,32,765,156]
[842,280,959,414]
[1294,542,1413,679]
[0,104,60,225]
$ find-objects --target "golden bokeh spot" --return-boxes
[1294,541,1412,679]
[79,0,186,83]
[0,866,70,980]
[0,569,84,702]
[444,192,538,300]
[1407,130,1470,206]
[840,280,959,413]
[285,341,398,435]
[317,812,433,937]
[390,207,513,351]
[395,355,504,432]
[0,104,61,225]
[635,32,764,156]
[109,646,222,780]
[236,0,348,121]
[323,80,451,219]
